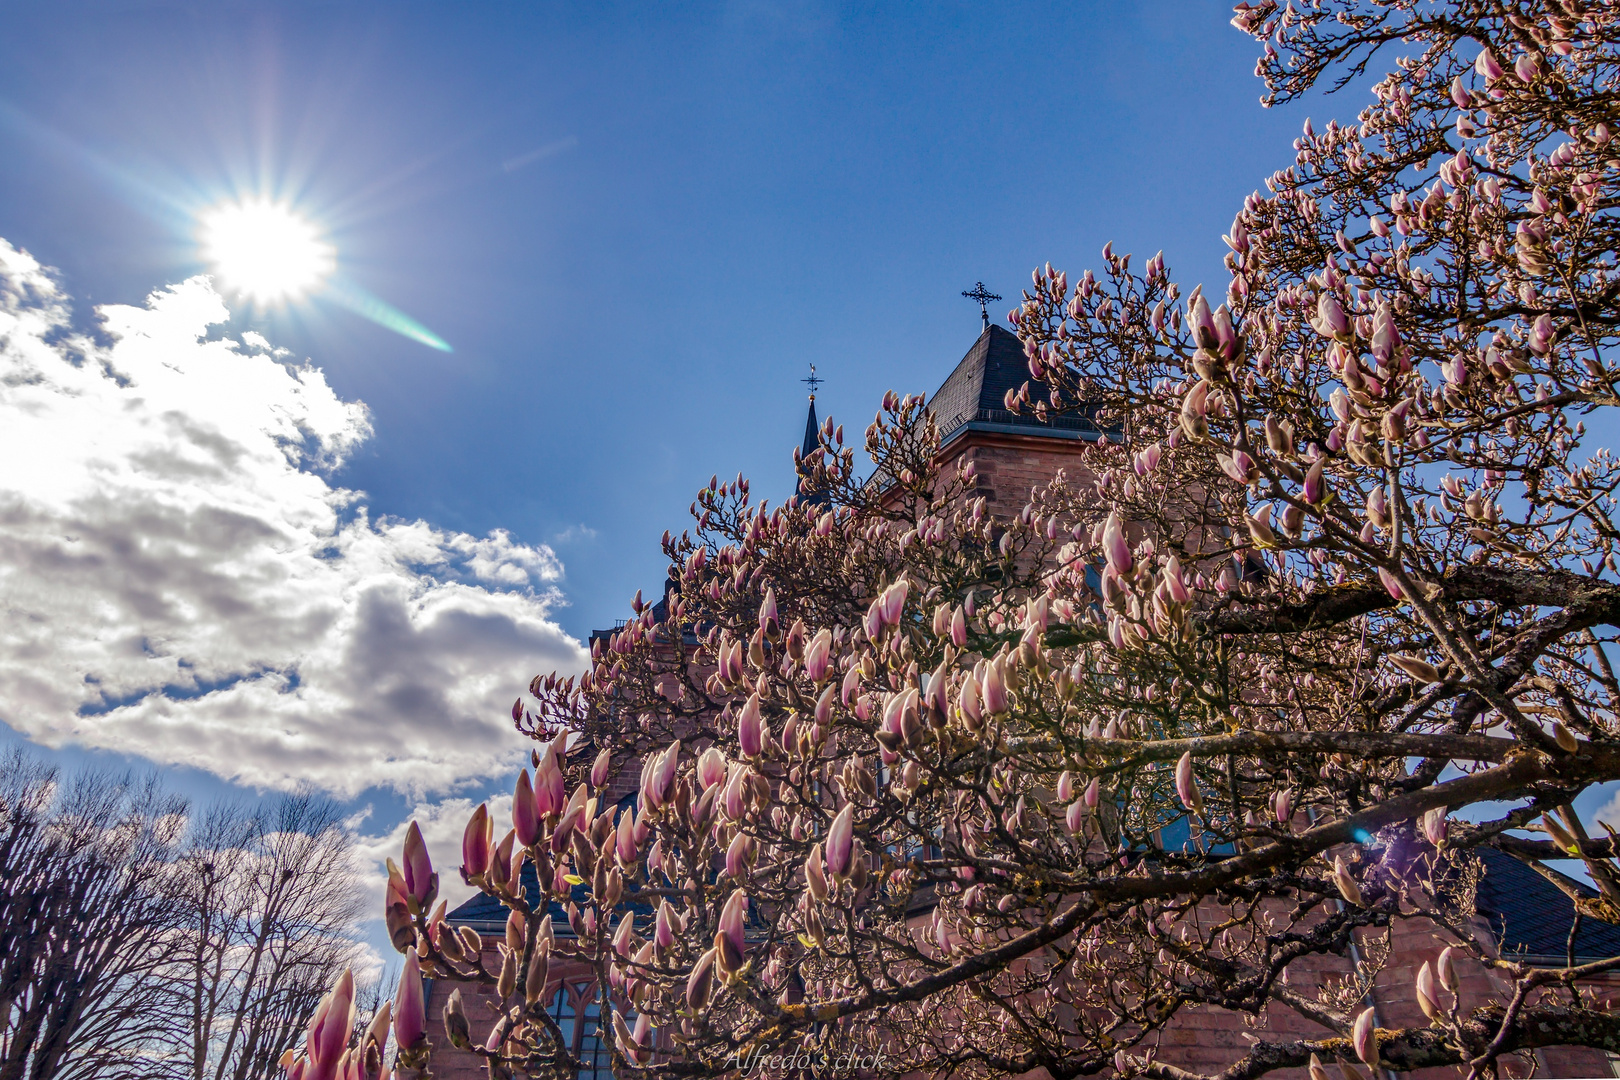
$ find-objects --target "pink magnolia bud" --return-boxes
[1308,1054,1331,1080]
[825,803,855,879]
[717,888,749,971]
[1084,777,1100,809]
[1351,1005,1378,1067]
[1188,294,1216,350]
[1476,48,1504,81]
[758,588,778,634]
[489,829,514,891]
[535,744,566,815]
[461,803,492,881]
[655,899,677,949]
[401,823,435,908]
[738,693,766,758]
[1027,594,1050,632]
[1415,960,1440,1019]
[958,675,983,731]
[981,659,1009,716]
[1065,799,1086,835]
[698,747,727,790]
[615,809,638,865]
[950,606,968,648]
[805,628,832,682]
[612,914,636,958]
[687,946,718,1010]
[306,968,355,1080]
[1273,789,1292,825]
[1378,567,1407,601]
[805,843,829,901]
[1161,556,1190,603]
[841,665,861,707]
[1366,485,1388,529]
[590,748,612,790]
[513,770,541,847]
[1101,512,1132,574]
[1056,770,1074,803]
[1174,752,1203,813]
[814,684,835,727]
[612,1010,652,1066]
[1333,854,1364,906]
[1247,505,1277,548]
[924,662,951,720]
[1315,292,1349,338]
[394,952,426,1050]
[1371,305,1398,366]
[1212,303,1238,359]
[1142,442,1163,474]
[878,580,909,627]
[1437,945,1458,991]
[1218,450,1254,484]
[647,741,682,808]
[1450,74,1469,107]
[362,999,391,1072]
[864,598,884,641]
[1552,720,1580,752]
[725,830,755,878]
[1530,313,1555,356]
[383,871,411,953]
[722,764,748,821]
[1182,378,1211,419]
[1302,457,1326,506]
[1422,805,1447,847]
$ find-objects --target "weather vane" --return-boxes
[961,281,1002,330]
[802,363,822,401]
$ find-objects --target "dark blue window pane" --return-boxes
[1158,815,1192,853]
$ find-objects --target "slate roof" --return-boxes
[1475,846,1620,964]
[447,861,574,933]
[925,324,1105,446]
[447,858,654,934]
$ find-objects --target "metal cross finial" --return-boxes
[801,363,822,401]
[961,281,1002,330]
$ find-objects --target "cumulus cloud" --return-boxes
[0,238,587,797]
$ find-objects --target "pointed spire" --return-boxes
[796,364,829,507]
[802,396,820,462]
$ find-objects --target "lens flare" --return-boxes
[200,200,334,303]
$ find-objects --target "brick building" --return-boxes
[423,322,1620,1079]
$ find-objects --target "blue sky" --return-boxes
[0,1,1301,641]
[0,1,1407,945]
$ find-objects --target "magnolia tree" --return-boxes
[285,1,1620,1078]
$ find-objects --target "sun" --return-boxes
[199,200,335,303]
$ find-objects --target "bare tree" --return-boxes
[0,751,189,1080]
[162,794,366,1080]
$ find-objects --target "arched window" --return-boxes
[547,982,614,1079]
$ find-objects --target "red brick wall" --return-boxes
[937,431,1103,515]
[424,941,605,1078]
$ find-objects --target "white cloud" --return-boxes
[551,523,598,544]
[0,238,588,797]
